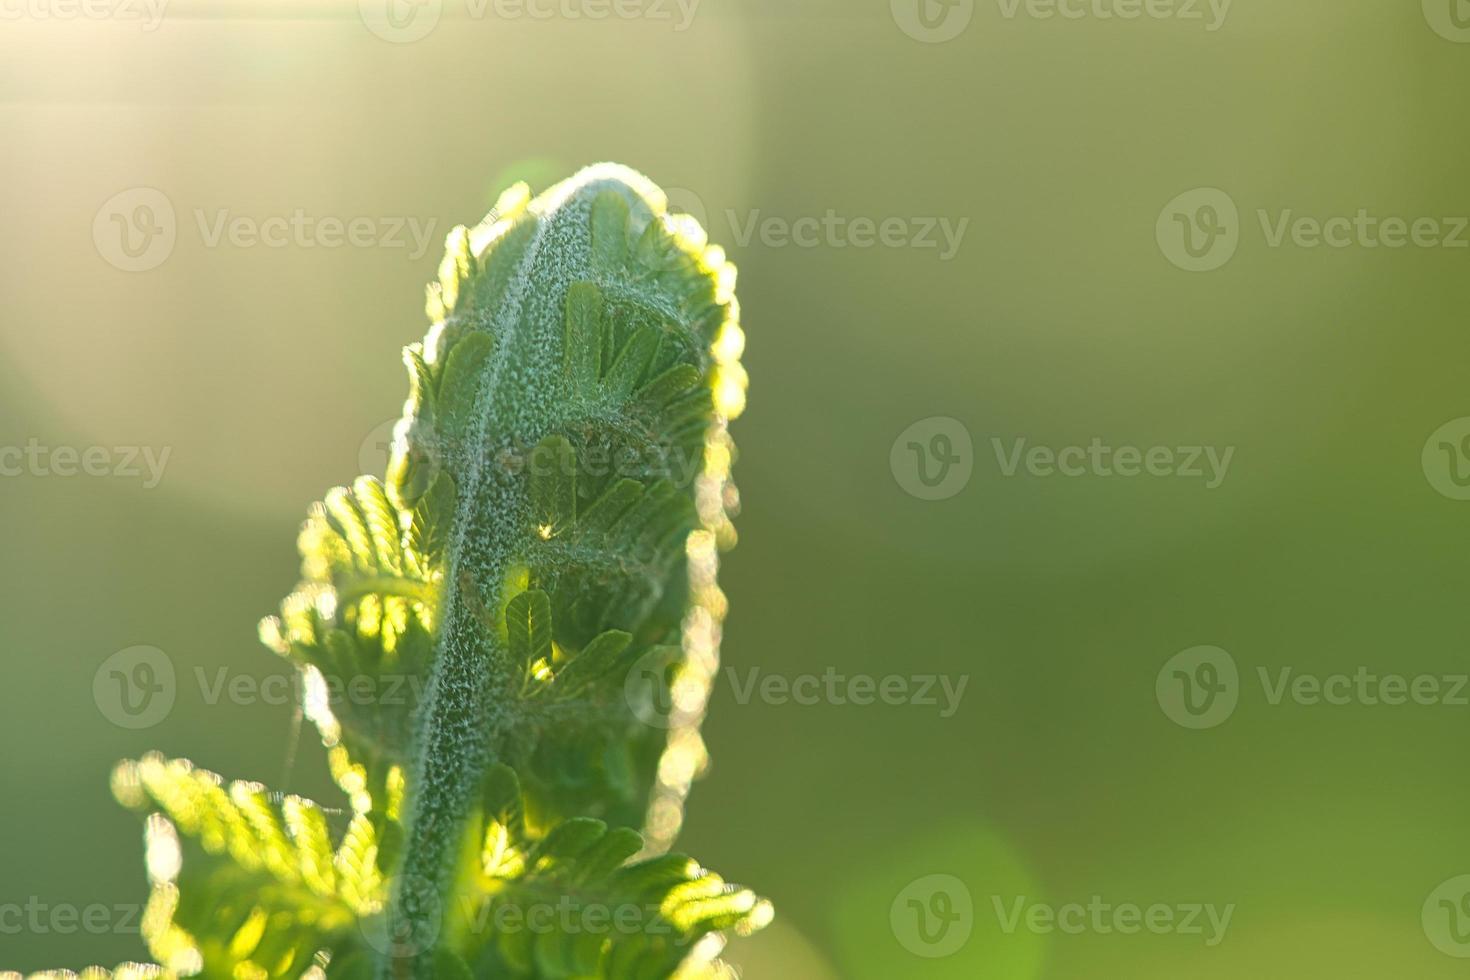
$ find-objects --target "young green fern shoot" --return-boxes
[18,164,766,980]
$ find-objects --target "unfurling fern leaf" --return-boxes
[13,164,763,980]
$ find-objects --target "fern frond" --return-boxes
[375,167,751,973]
[112,755,385,977]
[13,164,761,980]
[395,766,768,979]
[259,473,453,806]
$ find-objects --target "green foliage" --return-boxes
[16,165,762,979]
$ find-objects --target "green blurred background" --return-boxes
[4,0,1470,975]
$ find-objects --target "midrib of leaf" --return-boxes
[388,174,720,979]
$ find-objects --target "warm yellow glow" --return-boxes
[302,666,341,747]
[666,212,708,252]
[713,364,748,419]
[328,746,371,813]
[657,736,703,786]
[144,813,182,884]
[230,961,267,980]
[385,765,406,820]
[713,261,739,306]
[673,933,729,979]
[468,181,532,258]
[704,441,732,478]
[142,882,202,975]
[226,907,268,960]
[741,899,776,935]
[713,320,745,363]
[646,797,686,848]
[111,760,144,810]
